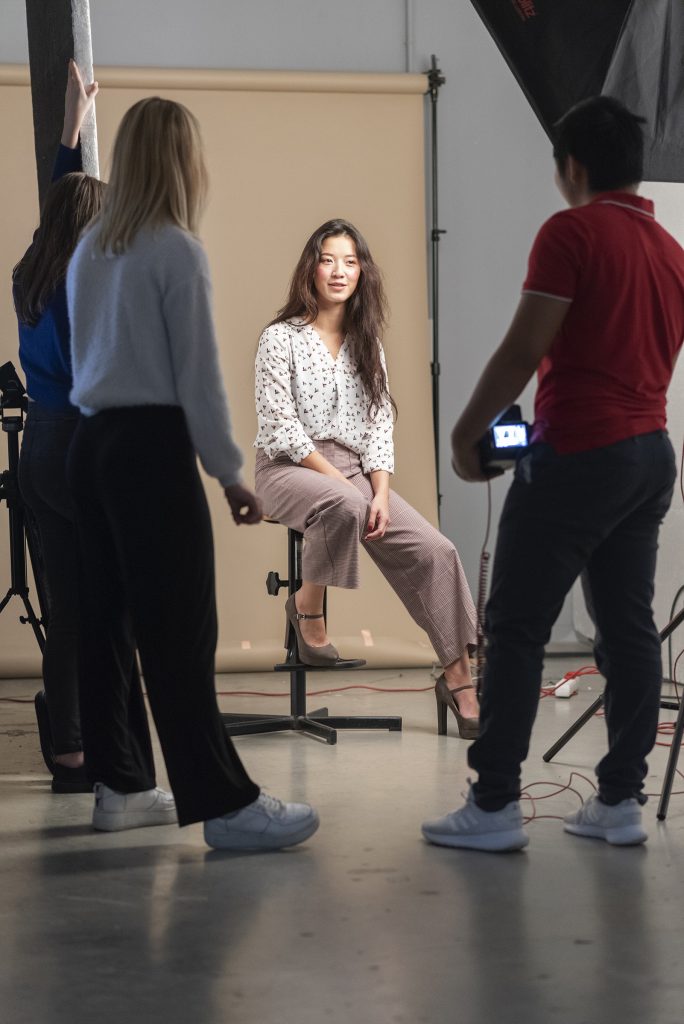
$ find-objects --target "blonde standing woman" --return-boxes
[66,97,319,850]
[254,219,479,737]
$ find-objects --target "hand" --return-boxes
[365,492,390,540]
[451,436,503,483]
[224,483,263,525]
[61,58,99,148]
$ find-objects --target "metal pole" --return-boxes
[25,0,98,205]
[428,55,446,517]
[71,0,99,177]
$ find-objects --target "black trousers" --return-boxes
[469,431,676,810]
[66,406,259,826]
[18,403,81,754]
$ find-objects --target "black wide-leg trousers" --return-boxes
[66,406,259,826]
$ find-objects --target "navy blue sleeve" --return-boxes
[51,285,73,379]
[51,140,83,182]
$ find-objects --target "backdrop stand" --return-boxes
[428,54,446,518]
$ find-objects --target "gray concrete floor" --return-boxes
[2,659,684,1024]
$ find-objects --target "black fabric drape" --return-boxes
[471,0,684,182]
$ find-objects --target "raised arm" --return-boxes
[61,58,98,149]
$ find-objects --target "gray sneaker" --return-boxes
[421,783,529,852]
[563,794,647,845]
[92,782,177,832]
[204,792,319,851]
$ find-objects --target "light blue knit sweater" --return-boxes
[67,222,243,487]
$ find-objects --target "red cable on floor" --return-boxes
[520,771,596,824]
[215,682,436,698]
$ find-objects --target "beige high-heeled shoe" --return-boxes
[285,594,340,666]
[435,674,479,739]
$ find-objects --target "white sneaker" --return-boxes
[421,783,529,852]
[204,792,319,851]
[92,782,177,832]
[563,794,647,846]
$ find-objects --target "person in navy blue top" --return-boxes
[16,140,85,410]
[13,60,103,792]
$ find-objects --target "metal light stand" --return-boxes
[221,527,403,745]
[428,54,446,519]
[0,363,47,650]
[654,609,684,820]
[542,608,684,820]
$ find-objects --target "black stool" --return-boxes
[221,524,403,744]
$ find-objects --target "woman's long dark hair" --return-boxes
[13,172,105,327]
[272,218,396,419]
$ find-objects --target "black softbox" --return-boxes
[471,0,684,182]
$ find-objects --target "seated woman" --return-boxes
[254,219,479,738]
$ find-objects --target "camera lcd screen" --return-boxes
[492,423,528,449]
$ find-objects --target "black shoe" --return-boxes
[51,763,93,794]
[34,690,55,774]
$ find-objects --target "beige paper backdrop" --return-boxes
[0,65,439,675]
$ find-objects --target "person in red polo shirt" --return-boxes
[422,95,684,852]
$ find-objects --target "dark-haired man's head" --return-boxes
[553,96,646,205]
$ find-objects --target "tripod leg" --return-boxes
[20,592,46,653]
[657,698,684,820]
[24,505,50,628]
[542,693,605,762]
[658,607,684,644]
[647,607,684,819]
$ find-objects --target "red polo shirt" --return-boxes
[523,192,684,453]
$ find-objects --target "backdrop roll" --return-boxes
[0,65,439,676]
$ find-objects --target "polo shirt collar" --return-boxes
[590,191,655,218]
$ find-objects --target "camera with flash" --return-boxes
[479,405,530,471]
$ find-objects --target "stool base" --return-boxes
[222,705,402,745]
[226,524,403,744]
[222,657,402,745]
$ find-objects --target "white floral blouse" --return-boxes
[254,319,394,473]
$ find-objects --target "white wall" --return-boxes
[0,0,407,70]
[11,0,660,645]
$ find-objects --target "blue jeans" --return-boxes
[469,431,676,810]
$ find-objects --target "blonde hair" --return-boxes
[97,97,208,253]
